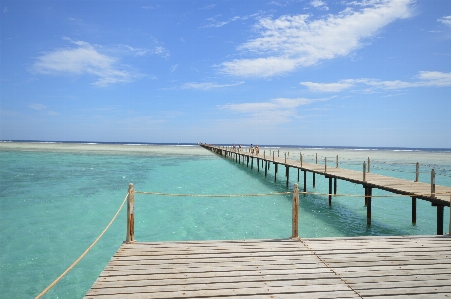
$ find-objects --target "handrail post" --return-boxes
[431,169,436,198]
[336,155,338,168]
[324,157,327,173]
[292,183,299,239]
[415,162,419,182]
[363,161,367,182]
[300,152,303,167]
[367,157,370,173]
[126,183,135,243]
[284,152,286,164]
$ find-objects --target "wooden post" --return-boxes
[363,161,367,182]
[324,157,327,173]
[336,155,338,168]
[431,169,436,198]
[273,151,275,162]
[126,183,135,243]
[286,166,289,188]
[437,205,444,235]
[257,158,259,172]
[251,156,253,169]
[265,161,268,177]
[328,177,332,206]
[313,173,316,188]
[274,163,277,182]
[297,168,300,182]
[334,178,337,194]
[303,170,307,192]
[284,152,286,164]
[278,150,279,157]
[300,152,303,167]
[415,162,419,182]
[366,187,372,226]
[368,157,370,173]
[412,197,416,225]
[292,183,299,239]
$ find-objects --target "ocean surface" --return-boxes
[0,141,450,298]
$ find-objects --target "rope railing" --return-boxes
[35,192,129,299]
[135,190,451,199]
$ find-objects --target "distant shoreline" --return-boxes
[1,140,450,153]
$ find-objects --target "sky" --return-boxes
[0,0,450,148]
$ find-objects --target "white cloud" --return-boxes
[300,71,451,92]
[182,81,244,90]
[28,104,59,116]
[29,104,47,111]
[221,0,413,77]
[310,0,329,10]
[219,97,328,124]
[32,39,143,87]
[202,12,262,29]
[438,15,451,27]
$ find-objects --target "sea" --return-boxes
[0,141,450,298]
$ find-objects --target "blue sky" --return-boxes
[1,0,450,147]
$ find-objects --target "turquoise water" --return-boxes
[0,143,450,298]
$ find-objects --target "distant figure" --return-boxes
[239,144,242,152]
[256,145,259,155]
[251,144,254,155]
[233,143,236,151]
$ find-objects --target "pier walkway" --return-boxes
[85,236,451,298]
[202,144,451,234]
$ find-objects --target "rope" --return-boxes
[35,193,129,299]
[135,190,451,199]
[136,191,291,197]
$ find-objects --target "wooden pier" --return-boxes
[85,236,451,298]
[202,145,451,235]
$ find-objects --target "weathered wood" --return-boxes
[86,236,451,299]
[292,184,299,239]
[412,197,417,225]
[126,183,135,243]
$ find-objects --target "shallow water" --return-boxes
[0,142,450,298]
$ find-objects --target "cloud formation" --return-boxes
[221,0,413,77]
[182,81,244,90]
[28,104,59,116]
[32,39,142,87]
[300,71,451,92]
[438,15,451,27]
[219,97,328,124]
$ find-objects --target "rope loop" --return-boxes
[35,192,129,299]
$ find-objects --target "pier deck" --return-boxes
[85,236,451,298]
[204,145,451,207]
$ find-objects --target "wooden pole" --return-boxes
[368,157,370,173]
[324,157,327,173]
[300,152,303,167]
[328,177,332,206]
[431,169,436,198]
[284,152,286,164]
[336,155,338,168]
[297,168,299,182]
[363,161,367,182]
[126,183,135,243]
[303,170,307,192]
[265,161,268,177]
[366,187,372,226]
[313,173,316,188]
[415,162,419,182]
[412,197,417,225]
[334,178,337,194]
[286,166,289,188]
[437,205,444,235]
[292,183,299,239]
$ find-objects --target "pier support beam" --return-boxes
[265,161,268,177]
[286,166,290,188]
[437,205,444,235]
[334,178,337,195]
[412,197,417,225]
[313,173,316,188]
[303,170,307,193]
[274,163,278,182]
[365,186,372,226]
[328,177,332,206]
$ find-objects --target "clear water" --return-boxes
[0,142,450,298]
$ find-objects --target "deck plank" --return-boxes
[85,236,451,298]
